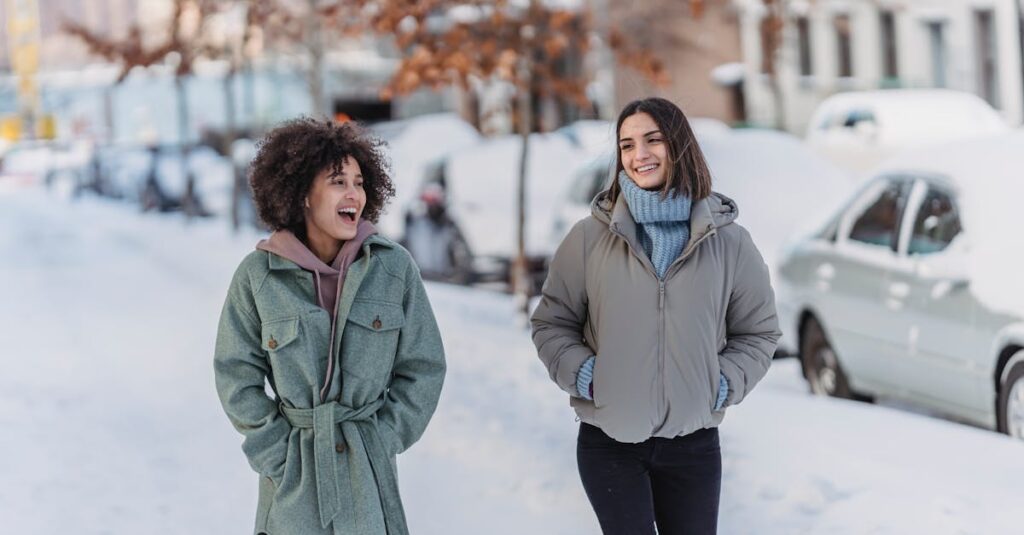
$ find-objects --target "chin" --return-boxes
[628,174,666,191]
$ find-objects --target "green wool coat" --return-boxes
[214,235,446,535]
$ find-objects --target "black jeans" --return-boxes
[577,423,721,535]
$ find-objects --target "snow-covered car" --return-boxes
[371,113,481,239]
[776,131,1024,438]
[805,89,1009,173]
[403,131,591,285]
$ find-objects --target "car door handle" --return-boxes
[930,278,968,300]
[888,281,910,299]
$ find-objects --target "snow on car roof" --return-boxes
[701,128,855,274]
[808,89,1008,140]
[445,132,589,258]
[374,113,482,237]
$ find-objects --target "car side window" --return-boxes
[848,180,911,250]
[908,187,962,255]
[842,108,876,129]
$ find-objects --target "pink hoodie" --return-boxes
[256,220,377,401]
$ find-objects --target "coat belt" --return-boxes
[279,399,407,533]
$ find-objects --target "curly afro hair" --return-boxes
[249,117,395,231]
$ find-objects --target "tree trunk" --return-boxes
[306,0,326,119]
[512,56,533,316]
[769,73,786,131]
[176,75,202,219]
[224,64,241,231]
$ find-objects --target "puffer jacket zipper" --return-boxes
[609,221,718,430]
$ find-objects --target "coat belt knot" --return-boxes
[279,398,407,533]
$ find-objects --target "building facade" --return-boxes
[609,0,746,124]
[737,0,1024,133]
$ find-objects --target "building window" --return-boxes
[796,16,813,76]
[880,11,898,82]
[974,9,999,107]
[928,21,947,88]
[835,15,853,78]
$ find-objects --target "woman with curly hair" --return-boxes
[214,118,446,535]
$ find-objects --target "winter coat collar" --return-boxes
[592,187,739,257]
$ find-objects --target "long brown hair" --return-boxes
[608,97,713,202]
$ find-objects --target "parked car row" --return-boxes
[0,139,244,218]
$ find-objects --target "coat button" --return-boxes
[372,316,382,330]
[335,442,346,454]
[268,336,278,350]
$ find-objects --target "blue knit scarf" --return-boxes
[618,171,692,279]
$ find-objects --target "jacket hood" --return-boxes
[591,188,739,240]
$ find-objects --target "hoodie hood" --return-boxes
[256,220,377,317]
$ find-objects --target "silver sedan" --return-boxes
[776,131,1024,439]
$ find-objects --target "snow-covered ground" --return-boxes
[2,185,1023,534]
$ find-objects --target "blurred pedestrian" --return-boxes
[531,98,780,534]
[214,118,446,535]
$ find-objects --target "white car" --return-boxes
[806,89,1008,173]
[776,131,1024,438]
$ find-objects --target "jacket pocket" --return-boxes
[342,299,405,379]
[590,354,604,409]
[707,353,723,413]
[261,316,300,353]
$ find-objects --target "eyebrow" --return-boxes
[619,129,662,143]
[328,171,364,179]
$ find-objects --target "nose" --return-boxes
[635,142,651,160]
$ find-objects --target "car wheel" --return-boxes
[997,353,1024,439]
[800,316,854,399]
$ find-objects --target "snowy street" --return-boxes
[2,186,1023,534]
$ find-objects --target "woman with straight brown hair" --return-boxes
[532,98,780,534]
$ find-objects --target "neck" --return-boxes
[304,223,343,264]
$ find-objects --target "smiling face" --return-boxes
[304,155,365,262]
[618,112,669,190]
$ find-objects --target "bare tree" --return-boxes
[759,0,787,130]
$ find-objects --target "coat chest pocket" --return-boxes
[261,316,300,353]
[261,316,302,376]
[342,300,405,379]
